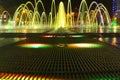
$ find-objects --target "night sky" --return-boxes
[0,0,112,16]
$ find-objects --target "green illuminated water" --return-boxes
[0,0,116,33]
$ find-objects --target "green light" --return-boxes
[68,43,104,48]
[95,78,118,80]
[111,17,118,28]
[70,35,85,38]
[18,43,52,48]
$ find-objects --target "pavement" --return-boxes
[0,35,120,80]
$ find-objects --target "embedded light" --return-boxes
[18,43,52,48]
[0,73,62,80]
[56,43,66,47]
[42,35,54,38]
[70,35,85,38]
[68,43,103,48]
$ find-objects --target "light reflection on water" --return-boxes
[98,36,120,48]
[1,35,120,49]
[0,27,120,33]
[0,29,49,33]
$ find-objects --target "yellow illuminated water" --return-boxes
[18,43,52,48]
[0,0,114,33]
[55,2,66,30]
[112,37,117,46]
[68,43,103,48]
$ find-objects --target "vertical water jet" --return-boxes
[55,2,66,30]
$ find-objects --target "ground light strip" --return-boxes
[0,73,64,80]
[70,35,85,38]
[67,43,104,48]
[18,43,104,48]
[18,43,52,48]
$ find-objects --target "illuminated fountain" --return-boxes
[77,0,111,32]
[55,2,66,30]
[0,0,114,33]
[13,0,46,29]
[0,11,12,29]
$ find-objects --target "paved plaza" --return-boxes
[0,34,120,79]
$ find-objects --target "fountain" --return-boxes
[55,2,66,30]
[0,0,115,33]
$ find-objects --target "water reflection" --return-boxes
[98,37,103,42]
[0,29,50,33]
[111,37,117,46]
[98,36,120,48]
[0,28,120,33]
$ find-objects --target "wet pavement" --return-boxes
[0,34,120,79]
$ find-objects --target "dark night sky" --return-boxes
[0,0,112,16]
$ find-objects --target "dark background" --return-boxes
[0,0,112,17]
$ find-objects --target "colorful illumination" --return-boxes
[98,37,103,42]
[110,17,118,33]
[18,43,52,48]
[96,78,119,80]
[57,43,66,47]
[0,0,112,33]
[68,43,103,48]
[112,37,117,46]
[111,17,118,27]
[0,73,64,80]
[42,35,54,38]
[70,35,85,38]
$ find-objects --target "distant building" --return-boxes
[112,0,120,18]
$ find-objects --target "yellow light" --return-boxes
[0,73,62,80]
[18,43,52,48]
[56,1,66,29]
[68,43,103,48]
[12,74,20,80]
[41,77,46,80]
[29,76,34,80]
[17,74,23,80]
[113,27,117,33]
[98,37,103,41]
[25,76,30,80]
[112,37,117,46]
[5,73,12,79]
[21,76,26,80]
[9,74,16,80]
[114,17,117,20]
[71,12,75,16]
